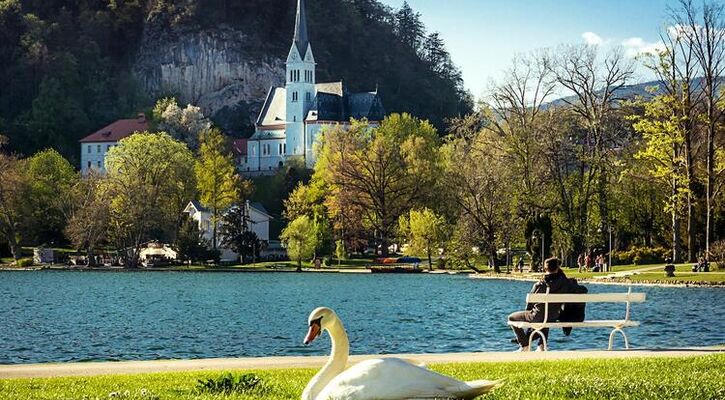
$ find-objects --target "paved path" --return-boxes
[0,347,722,379]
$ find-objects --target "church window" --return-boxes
[283,143,287,154]
[279,143,283,155]
[292,92,298,102]
[306,92,311,101]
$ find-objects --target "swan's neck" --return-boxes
[302,320,349,400]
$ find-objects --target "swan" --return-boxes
[301,307,501,400]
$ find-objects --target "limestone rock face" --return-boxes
[133,25,284,131]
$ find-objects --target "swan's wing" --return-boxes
[317,358,498,400]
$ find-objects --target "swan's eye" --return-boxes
[309,316,323,327]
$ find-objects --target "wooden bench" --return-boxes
[507,287,646,351]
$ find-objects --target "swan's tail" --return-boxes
[453,379,503,399]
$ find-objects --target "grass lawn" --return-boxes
[0,355,722,399]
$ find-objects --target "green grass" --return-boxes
[0,355,722,399]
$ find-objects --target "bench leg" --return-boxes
[528,329,548,351]
[608,328,629,350]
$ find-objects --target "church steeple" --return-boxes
[293,0,309,57]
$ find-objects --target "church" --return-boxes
[239,0,385,173]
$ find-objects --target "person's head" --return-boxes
[544,257,561,274]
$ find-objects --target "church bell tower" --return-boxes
[286,0,316,157]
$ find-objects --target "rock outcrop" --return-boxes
[133,24,284,132]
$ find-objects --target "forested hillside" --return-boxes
[0,0,470,164]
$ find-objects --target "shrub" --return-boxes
[612,246,668,265]
[196,372,268,395]
[436,257,447,270]
[15,258,33,268]
[710,240,725,271]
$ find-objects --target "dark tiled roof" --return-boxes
[189,200,209,213]
[80,115,149,143]
[249,202,271,217]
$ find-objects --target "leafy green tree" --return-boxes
[280,215,318,272]
[399,208,446,270]
[0,137,29,260]
[631,93,688,262]
[64,171,109,266]
[219,203,261,264]
[153,97,211,150]
[315,114,441,256]
[26,148,77,245]
[175,216,212,265]
[195,128,240,253]
[105,132,196,267]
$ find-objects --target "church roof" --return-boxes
[293,0,309,57]
[256,87,287,127]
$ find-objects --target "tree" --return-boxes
[280,215,318,272]
[26,148,77,245]
[195,128,240,254]
[64,171,109,266]
[631,91,689,262]
[399,208,446,271]
[315,114,441,256]
[395,1,424,51]
[152,97,211,150]
[676,0,725,261]
[219,203,261,264]
[175,216,212,265]
[0,137,29,260]
[442,128,515,273]
[105,132,196,267]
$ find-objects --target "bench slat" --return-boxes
[508,320,640,328]
[525,292,646,303]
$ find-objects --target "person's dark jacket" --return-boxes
[525,269,570,322]
[559,278,588,335]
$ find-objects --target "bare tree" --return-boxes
[676,0,725,261]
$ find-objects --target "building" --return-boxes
[183,200,272,262]
[79,114,149,174]
[240,0,385,173]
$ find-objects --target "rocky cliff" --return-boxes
[133,24,285,133]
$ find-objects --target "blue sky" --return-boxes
[379,0,680,98]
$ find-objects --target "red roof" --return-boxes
[233,138,248,156]
[79,115,149,143]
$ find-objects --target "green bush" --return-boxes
[612,246,668,265]
[710,240,725,271]
[196,372,268,395]
[15,258,33,268]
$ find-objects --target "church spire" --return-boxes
[293,0,309,56]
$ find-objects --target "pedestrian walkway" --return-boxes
[0,347,721,379]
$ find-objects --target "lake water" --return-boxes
[0,271,723,364]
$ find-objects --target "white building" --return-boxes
[240,0,385,174]
[78,114,149,174]
[183,200,272,262]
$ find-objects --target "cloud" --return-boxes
[621,37,665,57]
[582,31,604,46]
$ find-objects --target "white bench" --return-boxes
[507,287,646,351]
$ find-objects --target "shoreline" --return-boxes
[1,347,722,379]
[469,272,725,288]
[1,265,722,287]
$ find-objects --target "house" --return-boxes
[79,114,149,174]
[240,0,385,174]
[183,200,272,262]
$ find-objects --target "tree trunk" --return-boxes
[8,238,21,261]
[296,258,302,272]
[427,247,433,271]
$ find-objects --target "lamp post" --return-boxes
[608,226,612,273]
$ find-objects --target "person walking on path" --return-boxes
[508,258,570,352]
[577,253,585,273]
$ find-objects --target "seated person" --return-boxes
[508,257,569,351]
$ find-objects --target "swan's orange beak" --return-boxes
[304,322,321,345]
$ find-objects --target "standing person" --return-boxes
[577,253,585,273]
[516,257,525,273]
[585,252,593,272]
[508,258,570,352]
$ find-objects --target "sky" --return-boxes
[379,0,680,99]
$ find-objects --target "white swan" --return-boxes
[301,307,501,400]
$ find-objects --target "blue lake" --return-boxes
[0,271,723,364]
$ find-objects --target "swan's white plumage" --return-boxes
[301,307,500,400]
[316,358,499,400]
